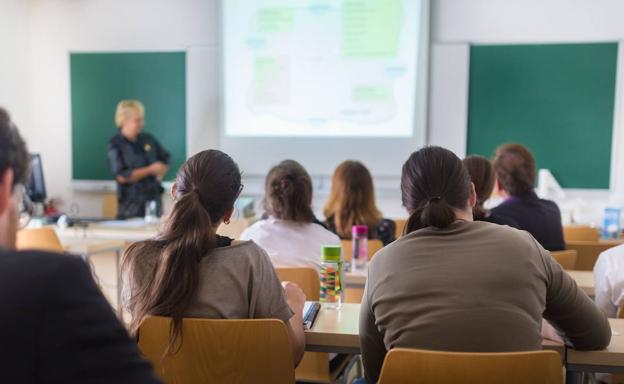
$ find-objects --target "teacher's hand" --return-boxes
[149,161,169,178]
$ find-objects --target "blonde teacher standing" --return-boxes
[106,100,170,219]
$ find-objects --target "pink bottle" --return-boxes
[352,225,368,271]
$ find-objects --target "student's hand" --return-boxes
[149,161,168,177]
[282,281,306,313]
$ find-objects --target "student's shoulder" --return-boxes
[0,249,88,291]
[538,197,562,212]
[309,221,341,242]
[469,220,537,242]
[598,243,624,262]
[0,248,78,270]
[215,240,270,262]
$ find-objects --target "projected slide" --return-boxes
[223,0,422,137]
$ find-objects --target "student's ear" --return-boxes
[0,169,15,217]
[170,183,177,201]
[222,206,235,225]
[469,182,477,208]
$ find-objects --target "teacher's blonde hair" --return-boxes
[115,100,145,128]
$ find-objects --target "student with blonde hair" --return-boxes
[324,161,395,245]
[107,100,170,219]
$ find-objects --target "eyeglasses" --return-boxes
[15,184,33,229]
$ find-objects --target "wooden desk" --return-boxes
[56,221,159,243]
[305,303,360,354]
[304,303,565,358]
[345,269,595,297]
[567,319,624,374]
[60,237,127,316]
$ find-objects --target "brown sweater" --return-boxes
[360,221,610,383]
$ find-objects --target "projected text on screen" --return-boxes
[223,0,421,137]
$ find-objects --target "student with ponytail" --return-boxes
[358,146,610,383]
[240,160,340,272]
[121,150,305,366]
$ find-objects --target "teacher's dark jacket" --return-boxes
[107,132,170,219]
[0,248,161,384]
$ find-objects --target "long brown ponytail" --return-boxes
[401,147,471,234]
[122,150,242,354]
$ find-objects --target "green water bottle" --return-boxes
[320,245,342,309]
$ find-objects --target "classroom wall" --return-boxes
[429,0,624,224]
[14,0,624,222]
[21,0,409,219]
[24,0,220,217]
[0,0,32,134]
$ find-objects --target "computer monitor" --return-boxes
[27,154,47,203]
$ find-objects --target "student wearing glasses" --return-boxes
[0,107,161,383]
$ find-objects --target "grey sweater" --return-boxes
[360,221,610,383]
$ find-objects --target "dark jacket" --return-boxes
[107,132,170,219]
[487,191,565,251]
[0,249,161,384]
[325,216,397,246]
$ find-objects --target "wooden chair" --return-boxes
[550,250,577,270]
[16,228,64,252]
[101,192,118,219]
[395,219,407,239]
[138,316,294,384]
[563,225,600,242]
[378,348,563,384]
[275,267,320,300]
[274,267,350,383]
[341,239,384,263]
[565,241,620,270]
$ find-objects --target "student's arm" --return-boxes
[282,282,306,366]
[359,279,387,383]
[594,252,619,318]
[40,255,161,383]
[254,250,305,366]
[539,241,611,350]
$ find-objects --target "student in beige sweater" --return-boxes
[359,146,610,383]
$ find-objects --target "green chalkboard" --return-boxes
[467,43,617,189]
[71,52,186,181]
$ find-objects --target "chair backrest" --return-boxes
[138,316,294,384]
[563,226,600,242]
[550,250,577,270]
[395,219,407,238]
[565,241,619,270]
[16,228,64,252]
[101,192,118,219]
[378,349,563,384]
[341,239,384,263]
[275,267,320,301]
